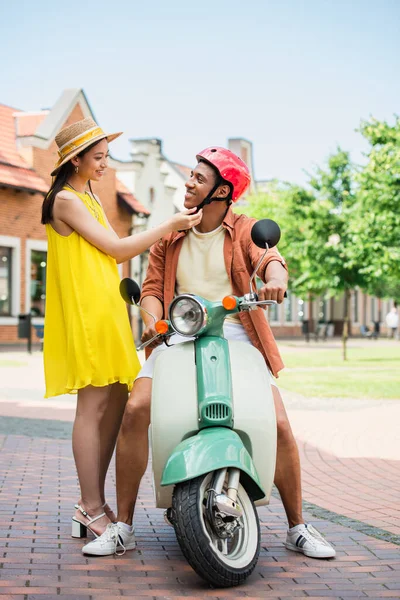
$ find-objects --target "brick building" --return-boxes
[0,89,149,346]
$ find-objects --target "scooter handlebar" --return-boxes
[136,331,174,352]
[137,333,162,352]
[240,299,277,311]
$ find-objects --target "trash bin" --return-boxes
[18,313,31,338]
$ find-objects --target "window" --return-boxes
[370,297,376,322]
[30,250,47,316]
[0,247,12,316]
[352,289,359,323]
[318,297,327,322]
[284,290,292,322]
[297,298,305,321]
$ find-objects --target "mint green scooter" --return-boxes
[120,219,281,588]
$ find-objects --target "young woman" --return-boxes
[41,117,202,539]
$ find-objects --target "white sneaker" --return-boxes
[81,522,136,556]
[285,523,336,558]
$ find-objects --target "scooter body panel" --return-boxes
[151,342,198,508]
[161,427,265,501]
[229,339,277,506]
[151,338,276,508]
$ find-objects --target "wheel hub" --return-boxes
[206,489,243,539]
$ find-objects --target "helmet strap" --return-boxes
[195,179,233,212]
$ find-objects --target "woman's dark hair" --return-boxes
[41,139,102,224]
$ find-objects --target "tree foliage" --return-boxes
[239,149,364,300]
[349,117,400,297]
[237,117,399,358]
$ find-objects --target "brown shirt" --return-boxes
[141,209,288,377]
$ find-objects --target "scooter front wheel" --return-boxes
[172,472,260,588]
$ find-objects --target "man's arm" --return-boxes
[141,238,166,305]
[140,239,167,348]
[246,220,288,304]
[140,296,164,348]
[258,259,288,304]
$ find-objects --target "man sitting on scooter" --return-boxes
[82,147,336,559]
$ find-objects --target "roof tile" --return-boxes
[116,178,150,216]
[14,111,48,137]
[172,162,191,180]
[0,163,48,194]
[0,104,48,193]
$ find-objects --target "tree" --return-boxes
[306,149,365,359]
[349,117,400,302]
[237,181,315,288]
[239,149,365,359]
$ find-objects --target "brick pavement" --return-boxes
[1,434,400,599]
[0,350,400,598]
[2,351,400,538]
[283,392,400,541]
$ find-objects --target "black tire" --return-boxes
[172,473,260,588]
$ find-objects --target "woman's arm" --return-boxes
[92,193,120,240]
[54,191,201,262]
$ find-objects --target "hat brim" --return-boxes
[51,132,122,177]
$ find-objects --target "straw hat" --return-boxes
[51,117,122,176]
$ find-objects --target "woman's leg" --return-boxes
[98,382,128,517]
[116,377,152,525]
[72,385,113,535]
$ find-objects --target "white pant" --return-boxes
[136,321,277,386]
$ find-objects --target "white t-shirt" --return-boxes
[176,225,240,323]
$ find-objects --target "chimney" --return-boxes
[228,138,255,195]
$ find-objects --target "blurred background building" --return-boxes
[0,89,148,345]
[0,88,394,346]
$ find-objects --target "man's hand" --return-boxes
[141,324,164,349]
[258,278,287,304]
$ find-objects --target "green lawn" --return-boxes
[0,359,27,367]
[278,343,400,399]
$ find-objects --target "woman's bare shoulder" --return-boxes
[55,189,77,202]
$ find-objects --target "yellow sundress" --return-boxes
[43,188,141,398]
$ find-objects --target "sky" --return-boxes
[0,0,399,184]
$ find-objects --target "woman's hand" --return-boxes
[168,207,203,232]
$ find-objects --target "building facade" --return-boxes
[1,96,393,346]
[0,88,148,346]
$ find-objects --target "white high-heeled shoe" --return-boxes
[71,504,106,539]
[73,502,115,523]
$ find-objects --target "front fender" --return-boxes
[161,427,265,501]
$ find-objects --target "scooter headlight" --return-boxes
[169,295,207,336]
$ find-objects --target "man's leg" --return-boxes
[273,385,336,558]
[116,377,152,525]
[272,386,303,528]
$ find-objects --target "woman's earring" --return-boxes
[75,166,79,174]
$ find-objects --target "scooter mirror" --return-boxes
[251,219,281,249]
[120,278,141,305]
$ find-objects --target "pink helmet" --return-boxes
[196,147,251,202]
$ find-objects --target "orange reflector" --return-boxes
[222,296,237,310]
[155,320,169,335]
